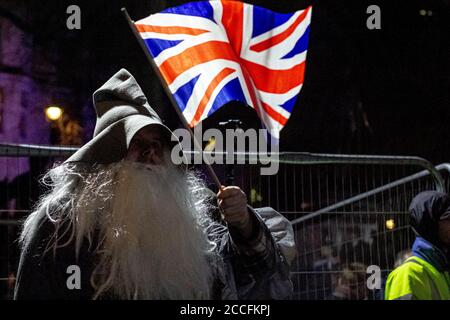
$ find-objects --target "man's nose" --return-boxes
[141,147,163,165]
[141,147,157,164]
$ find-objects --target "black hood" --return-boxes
[409,191,450,246]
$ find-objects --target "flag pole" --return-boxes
[121,8,223,189]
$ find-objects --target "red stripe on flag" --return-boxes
[221,0,244,55]
[261,102,288,126]
[135,24,209,35]
[240,66,261,117]
[190,67,236,127]
[242,59,305,94]
[249,6,311,52]
[240,64,288,128]
[159,41,239,85]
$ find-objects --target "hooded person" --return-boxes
[385,191,450,300]
[14,69,296,300]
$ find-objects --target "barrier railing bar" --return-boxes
[0,143,78,157]
[0,220,21,226]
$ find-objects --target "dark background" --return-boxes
[1,0,449,163]
[0,0,448,301]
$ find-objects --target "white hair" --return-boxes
[20,156,219,300]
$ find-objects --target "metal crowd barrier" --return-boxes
[0,143,447,300]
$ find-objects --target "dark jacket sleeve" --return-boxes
[14,212,95,300]
[209,206,296,300]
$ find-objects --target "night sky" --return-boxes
[5,0,449,164]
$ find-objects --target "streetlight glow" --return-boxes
[45,106,63,121]
[386,219,395,230]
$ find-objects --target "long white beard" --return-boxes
[89,161,216,299]
[22,160,217,300]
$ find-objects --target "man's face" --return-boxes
[125,125,166,165]
[438,219,450,248]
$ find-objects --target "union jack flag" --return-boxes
[134,0,312,140]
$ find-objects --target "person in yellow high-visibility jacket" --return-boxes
[385,191,450,300]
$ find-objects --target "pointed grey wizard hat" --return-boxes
[65,68,180,164]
